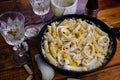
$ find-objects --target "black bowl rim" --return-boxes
[38,14,117,75]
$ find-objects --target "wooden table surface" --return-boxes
[0,0,120,80]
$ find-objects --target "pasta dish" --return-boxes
[42,18,110,71]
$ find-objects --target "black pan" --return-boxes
[38,14,117,75]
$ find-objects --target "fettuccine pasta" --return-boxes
[42,18,110,71]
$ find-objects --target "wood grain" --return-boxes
[97,7,120,27]
[0,0,120,80]
[78,65,120,80]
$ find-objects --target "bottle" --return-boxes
[85,0,98,17]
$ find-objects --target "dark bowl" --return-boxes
[38,14,117,75]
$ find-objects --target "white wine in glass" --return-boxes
[2,20,25,46]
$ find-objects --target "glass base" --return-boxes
[25,23,44,39]
[12,41,30,67]
[0,41,31,71]
[12,51,30,67]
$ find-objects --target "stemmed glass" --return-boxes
[25,0,50,38]
[0,11,29,66]
[29,0,50,21]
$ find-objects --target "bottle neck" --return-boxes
[85,0,99,17]
[86,0,98,10]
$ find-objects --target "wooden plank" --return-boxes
[97,7,120,28]
[78,65,120,80]
[28,39,42,80]
[98,0,120,9]
[0,68,28,80]
[52,65,120,80]
[0,1,15,13]
[0,0,120,80]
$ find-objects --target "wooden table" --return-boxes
[0,0,120,80]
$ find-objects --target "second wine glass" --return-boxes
[30,0,50,17]
[26,0,50,38]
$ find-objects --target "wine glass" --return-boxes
[25,0,50,38]
[29,0,50,21]
[0,11,29,66]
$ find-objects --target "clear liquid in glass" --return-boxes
[32,0,50,16]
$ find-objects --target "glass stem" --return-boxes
[14,44,24,57]
[40,15,45,23]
